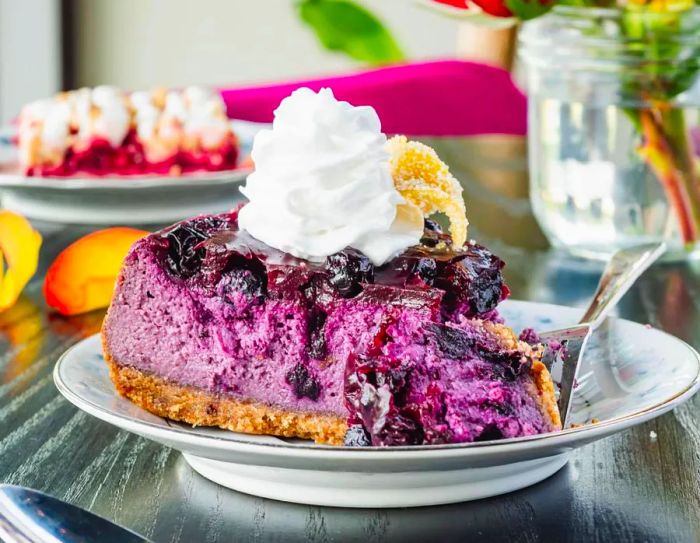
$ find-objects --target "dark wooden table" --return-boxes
[1,219,700,543]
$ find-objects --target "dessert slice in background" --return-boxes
[17,86,239,177]
[102,87,560,446]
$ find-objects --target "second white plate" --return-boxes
[0,120,264,224]
[0,168,250,224]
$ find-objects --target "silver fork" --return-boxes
[0,485,150,543]
[539,242,667,427]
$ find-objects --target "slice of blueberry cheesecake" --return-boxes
[101,88,560,445]
[102,212,559,445]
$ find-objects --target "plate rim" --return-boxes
[0,118,263,190]
[53,299,700,457]
[0,166,252,190]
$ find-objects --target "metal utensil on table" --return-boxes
[539,242,667,427]
[0,485,150,543]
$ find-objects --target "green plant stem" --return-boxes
[634,106,700,245]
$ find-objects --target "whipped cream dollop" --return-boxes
[238,88,423,266]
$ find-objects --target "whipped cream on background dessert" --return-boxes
[86,86,130,147]
[238,87,423,266]
[37,101,71,153]
[130,90,160,141]
[24,86,228,159]
[181,87,231,150]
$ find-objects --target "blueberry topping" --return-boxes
[227,268,266,298]
[163,216,232,279]
[219,257,267,301]
[344,425,371,447]
[162,216,505,319]
[325,249,374,298]
[474,425,504,442]
[436,244,506,316]
[164,224,208,278]
[469,269,506,315]
[306,308,327,360]
[420,219,452,248]
[489,350,531,381]
[375,413,424,446]
[430,324,474,359]
[411,257,437,286]
[286,363,321,400]
[300,274,334,306]
[424,218,443,233]
[344,354,425,446]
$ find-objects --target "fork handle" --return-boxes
[579,242,667,329]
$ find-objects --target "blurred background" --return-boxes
[5,0,698,253]
[0,0,535,247]
[0,0,466,124]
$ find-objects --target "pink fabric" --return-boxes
[219,60,526,137]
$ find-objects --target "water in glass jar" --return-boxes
[528,97,700,260]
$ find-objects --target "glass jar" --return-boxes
[519,6,700,260]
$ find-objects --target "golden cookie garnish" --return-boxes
[387,135,468,247]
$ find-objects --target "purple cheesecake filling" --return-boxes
[345,320,553,446]
[103,211,556,445]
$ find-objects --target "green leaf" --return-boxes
[621,6,700,99]
[297,0,405,65]
[504,0,555,20]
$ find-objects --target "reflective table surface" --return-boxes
[1,205,700,542]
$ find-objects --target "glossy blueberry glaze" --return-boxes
[160,212,508,321]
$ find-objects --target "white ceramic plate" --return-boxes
[0,120,264,224]
[53,300,700,508]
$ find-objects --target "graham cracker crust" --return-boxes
[531,359,562,430]
[102,349,347,446]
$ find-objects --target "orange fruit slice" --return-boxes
[44,227,149,316]
[387,135,468,247]
[0,211,42,312]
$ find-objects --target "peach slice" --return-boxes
[44,227,149,316]
[0,211,42,312]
